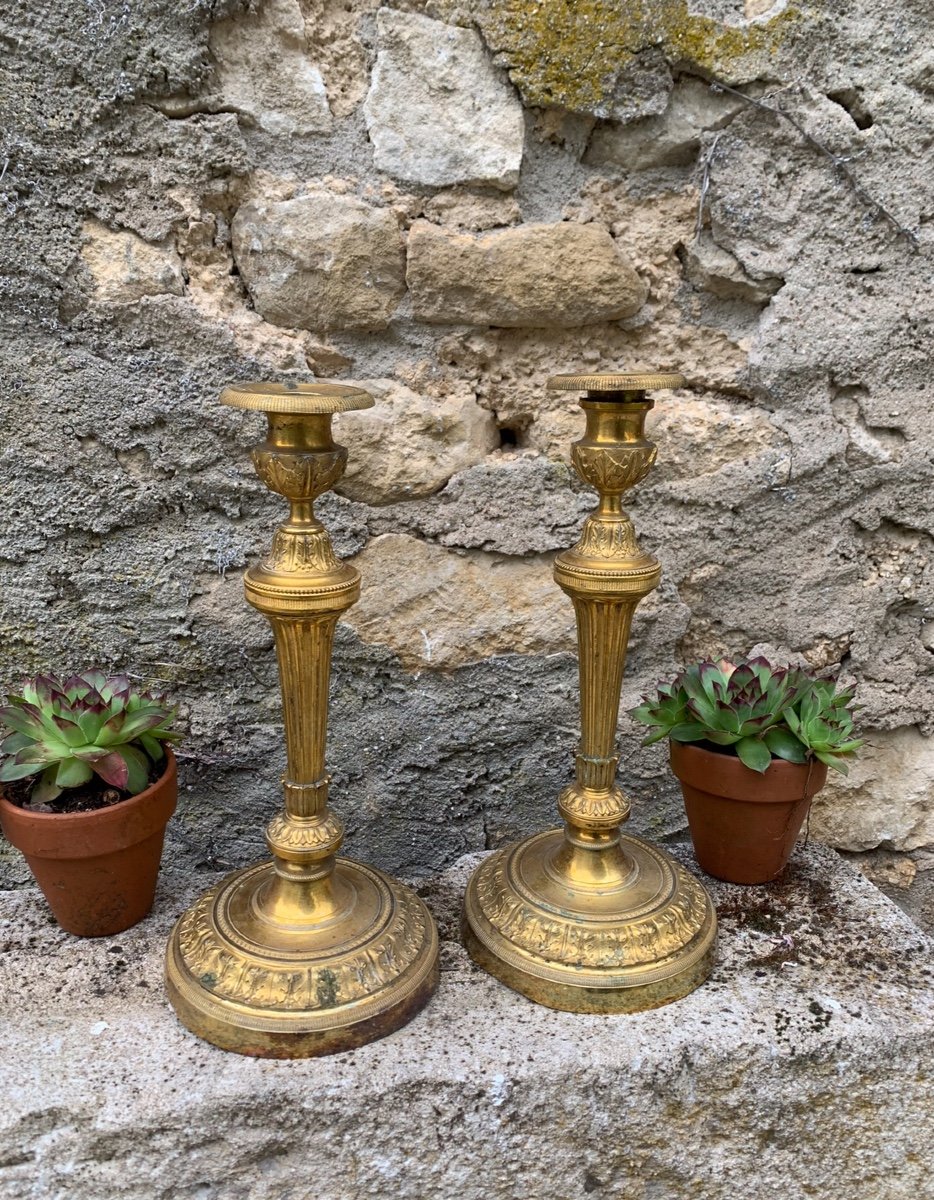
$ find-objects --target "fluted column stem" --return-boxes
[553,398,661,865]
[269,615,338,819]
[243,411,361,876]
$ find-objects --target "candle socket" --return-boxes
[165,382,439,1057]
[462,373,716,1013]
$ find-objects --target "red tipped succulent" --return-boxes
[631,656,862,774]
[0,671,179,804]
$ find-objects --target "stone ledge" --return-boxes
[1,844,932,1200]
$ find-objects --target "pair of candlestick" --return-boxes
[165,373,717,1057]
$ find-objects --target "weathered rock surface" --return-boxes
[232,192,406,331]
[587,76,745,170]
[2,0,933,886]
[334,379,499,505]
[1,844,932,1200]
[363,9,524,189]
[422,188,522,232]
[343,533,575,669]
[707,91,900,281]
[477,0,804,116]
[367,454,593,555]
[681,231,784,304]
[865,849,934,936]
[645,391,786,482]
[199,0,331,136]
[848,846,919,892]
[82,220,185,304]
[812,726,934,852]
[407,220,647,328]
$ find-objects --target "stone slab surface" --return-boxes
[1,844,932,1200]
[363,8,524,189]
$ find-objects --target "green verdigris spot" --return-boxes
[316,968,339,1008]
[478,0,800,117]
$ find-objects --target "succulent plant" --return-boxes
[783,677,863,775]
[0,671,179,805]
[631,657,862,774]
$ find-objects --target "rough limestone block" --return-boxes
[681,231,784,304]
[0,844,931,1200]
[232,192,406,332]
[333,379,499,506]
[82,220,185,304]
[406,220,647,328]
[706,92,882,281]
[363,9,525,190]
[813,726,934,852]
[206,0,331,136]
[587,76,745,170]
[366,455,595,556]
[646,391,786,479]
[342,532,576,669]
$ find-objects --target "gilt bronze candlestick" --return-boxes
[463,373,716,1013]
[166,382,439,1056]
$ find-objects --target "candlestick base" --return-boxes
[166,857,438,1058]
[462,830,716,1013]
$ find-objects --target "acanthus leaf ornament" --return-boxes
[267,528,341,574]
[573,515,641,560]
[572,443,657,493]
[173,866,431,1012]
[470,841,712,972]
[265,810,344,857]
[252,447,347,501]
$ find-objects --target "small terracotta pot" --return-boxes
[670,741,827,885]
[0,750,177,936]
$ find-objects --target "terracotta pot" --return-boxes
[670,741,827,885]
[0,750,177,936]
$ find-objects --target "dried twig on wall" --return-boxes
[696,78,919,249]
[695,131,723,243]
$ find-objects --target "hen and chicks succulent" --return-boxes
[631,656,862,774]
[0,671,178,805]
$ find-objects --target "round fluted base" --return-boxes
[462,830,716,1013]
[165,857,439,1058]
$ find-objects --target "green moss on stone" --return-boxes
[479,0,800,115]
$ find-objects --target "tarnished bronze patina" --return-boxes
[463,372,717,1013]
[165,382,438,1056]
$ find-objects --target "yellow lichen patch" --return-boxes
[478,0,800,115]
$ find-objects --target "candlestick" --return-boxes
[462,373,716,1012]
[166,382,439,1056]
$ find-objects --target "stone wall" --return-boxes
[1,0,932,884]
